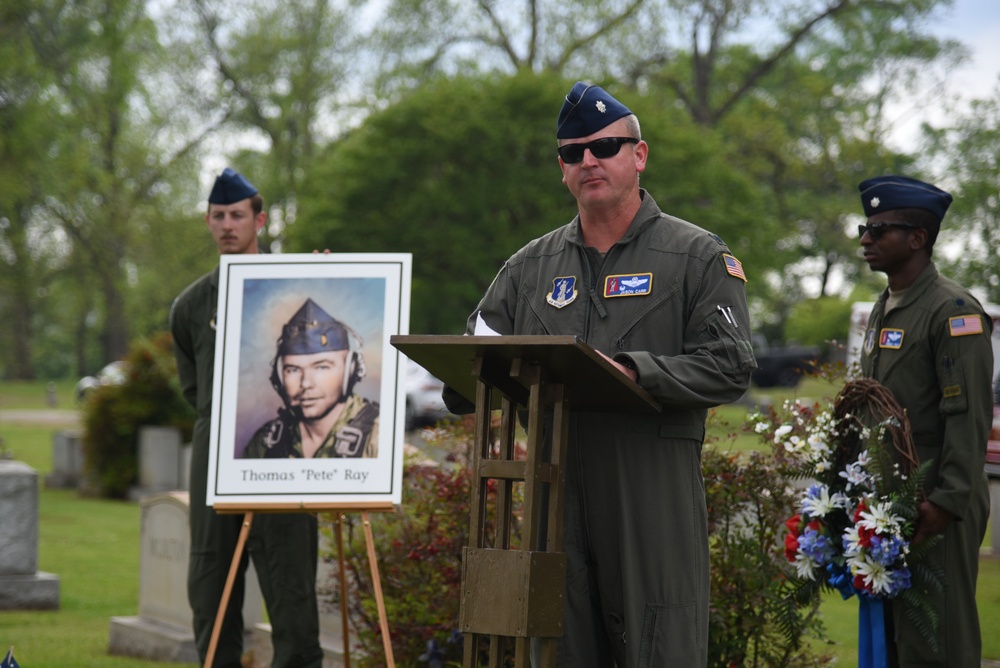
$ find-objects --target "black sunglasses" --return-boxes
[558,137,638,164]
[857,222,919,240]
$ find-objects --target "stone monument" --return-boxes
[108,491,264,662]
[0,460,60,610]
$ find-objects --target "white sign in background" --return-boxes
[207,253,411,507]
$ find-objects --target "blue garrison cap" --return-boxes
[208,167,258,205]
[556,82,633,139]
[858,175,952,222]
[277,298,350,356]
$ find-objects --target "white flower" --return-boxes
[793,554,818,580]
[839,450,872,490]
[754,421,771,434]
[774,424,793,442]
[842,525,863,557]
[856,500,904,536]
[802,484,837,518]
[783,435,805,454]
[849,552,893,596]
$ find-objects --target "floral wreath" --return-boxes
[751,377,943,661]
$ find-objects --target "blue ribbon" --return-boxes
[858,596,888,668]
[826,563,855,600]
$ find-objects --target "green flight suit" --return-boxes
[860,263,992,667]
[242,394,380,459]
[170,267,324,668]
[445,191,757,667]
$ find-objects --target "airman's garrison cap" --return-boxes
[556,82,633,139]
[277,298,350,356]
[208,167,258,205]
[858,175,952,222]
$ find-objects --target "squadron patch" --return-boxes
[948,315,983,337]
[604,273,652,298]
[722,254,746,282]
[546,276,578,308]
[879,328,904,349]
[864,329,876,355]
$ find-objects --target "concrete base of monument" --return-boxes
[107,615,200,663]
[0,572,60,610]
[251,623,350,668]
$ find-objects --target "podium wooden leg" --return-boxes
[361,510,395,667]
[205,511,254,668]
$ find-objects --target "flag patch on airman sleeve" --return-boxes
[948,315,983,336]
[722,254,746,282]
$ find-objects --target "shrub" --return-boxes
[80,332,194,498]
[331,410,833,667]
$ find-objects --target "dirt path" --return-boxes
[0,409,81,427]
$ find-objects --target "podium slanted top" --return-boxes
[390,335,660,414]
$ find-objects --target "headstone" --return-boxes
[108,491,264,662]
[131,426,183,499]
[0,461,60,610]
[45,429,84,489]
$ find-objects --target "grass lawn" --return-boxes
[0,415,196,667]
[1,379,997,665]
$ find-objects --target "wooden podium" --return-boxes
[391,335,660,668]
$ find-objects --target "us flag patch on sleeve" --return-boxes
[722,254,746,282]
[948,314,983,336]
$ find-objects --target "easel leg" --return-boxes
[361,510,395,668]
[205,511,254,668]
[335,514,352,668]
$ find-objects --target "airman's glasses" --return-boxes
[857,223,919,240]
[558,137,638,164]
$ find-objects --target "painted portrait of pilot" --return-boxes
[241,297,380,459]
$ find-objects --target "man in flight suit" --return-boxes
[444,82,757,667]
[170,168,324,667]
[242,297,379,459]
[856,175,992,667]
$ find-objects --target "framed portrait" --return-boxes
[206,253,411,508]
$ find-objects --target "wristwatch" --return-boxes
[616,355,639,379]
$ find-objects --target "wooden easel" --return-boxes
[206,501,398,668]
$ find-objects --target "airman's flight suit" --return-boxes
[446,191,757,667]
[860,263,992,667]
[170,267,323,668]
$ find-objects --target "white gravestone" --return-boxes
[108,491,264,662]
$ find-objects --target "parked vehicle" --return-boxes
[405,361,450,431]
[751,335,820,388]
[987,405,1000,479]
[75,360,129,402]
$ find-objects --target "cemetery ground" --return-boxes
[0,379,997,667]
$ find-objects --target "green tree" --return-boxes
[923,83,1000,303]
[289,72,763,334]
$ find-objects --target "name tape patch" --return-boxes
[879,328,904,349]
[604,273,652,298]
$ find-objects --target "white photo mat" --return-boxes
[206,253,411,507]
